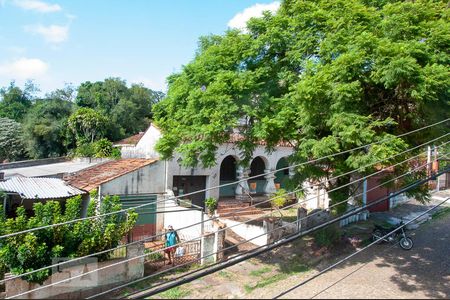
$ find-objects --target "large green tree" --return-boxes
[153,0,450,209]
[0,82,36,122]
[75,78,164,140]
[0,118,26,162]
[22,97,73,159]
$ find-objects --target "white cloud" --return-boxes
[0,57,49,80]
[132,77,167,92]
[24,24,69,44]
[13,0,61,13]
[228,2,280,30]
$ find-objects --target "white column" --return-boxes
[264,169,277,195]
[288,166,295,179]
[235,166,250,196]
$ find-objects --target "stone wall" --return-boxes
[5,244,144,299]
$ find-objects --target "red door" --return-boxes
[366,175,390,212]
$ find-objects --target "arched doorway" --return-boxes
[275,157,290,190]
[248,156,267,194]
[219,155,238,198]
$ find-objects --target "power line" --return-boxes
[272,197,450,299]
[2,131,447,243]
[88,167,449,300]
[91,158,443,299]
[2,145,440,286]
[1,119,447,240]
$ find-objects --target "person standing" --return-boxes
[164,225,180,265]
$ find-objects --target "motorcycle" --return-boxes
[372,221,413,250]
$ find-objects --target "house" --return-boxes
[63,158,166,241]
[116,124,296,208]
[115,123,331,211]
[0,176,86,218]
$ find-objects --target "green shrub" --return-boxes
[93,138,114,158]
[0,194,137,283]
[75,142,95,157]
[271,188,289,210]
[204,197,217,214]
[313,224,341,248]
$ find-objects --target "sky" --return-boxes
[0,0,280,94]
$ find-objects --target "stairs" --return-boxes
[217,200,263,218]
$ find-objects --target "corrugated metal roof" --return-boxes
[0,177,86,200]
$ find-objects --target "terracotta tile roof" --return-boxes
[228,133,294,148]
[114,132,145,146]
[64,159,157,191]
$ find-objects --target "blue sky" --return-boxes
[0,0,279,94]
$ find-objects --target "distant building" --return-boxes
[0,176,86,218]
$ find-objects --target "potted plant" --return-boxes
[205,197,217,216]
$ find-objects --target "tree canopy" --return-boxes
[153,0,450,207]
[0,78,163,161]
[0,118,26,162]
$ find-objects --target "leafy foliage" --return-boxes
[271,188,289,210]
[153,0,450,205]
[75,78,164,141]
[0,82,35,122]
[204,197,217,214]
[22,98,73,159]
[0,118,26,162]
[0,195,137,283]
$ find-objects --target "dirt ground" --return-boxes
[115,219,375,299]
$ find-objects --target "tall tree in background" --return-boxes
[153,0,450,209]
[67,107,108,144]
[23,98,73,159]
[0,118,26,162]
[75,78,163,140]
[0,82,36,122]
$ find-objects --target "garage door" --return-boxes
[119,194,157,241]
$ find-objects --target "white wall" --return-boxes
[100,161,166,195]
[220,218,268,247]
[162,199,213,241]
[121,124,161,159]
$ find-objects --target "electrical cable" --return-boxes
[2,143,442,286]
[91,157,444,299]
[1,119,447,240]
[272,197,450,299]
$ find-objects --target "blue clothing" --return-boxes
[165,231,177,247]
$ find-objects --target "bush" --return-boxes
[271,188,289,210]
[313,224,341,248]
[205,197,217,214]
[93,138,114,158]
[0,194,137,283]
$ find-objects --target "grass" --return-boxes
[249,266,272,277]
[432,207,450,220]
[157,287,191,299]
[218,270,235,280]
[244,273,288,293]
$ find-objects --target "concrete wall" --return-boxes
[162,199,213,241]
[0,157,70,170]
[5,244,144,299]
[100,161,166,195]
[121,125,161,159]
[220,218,268,247]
